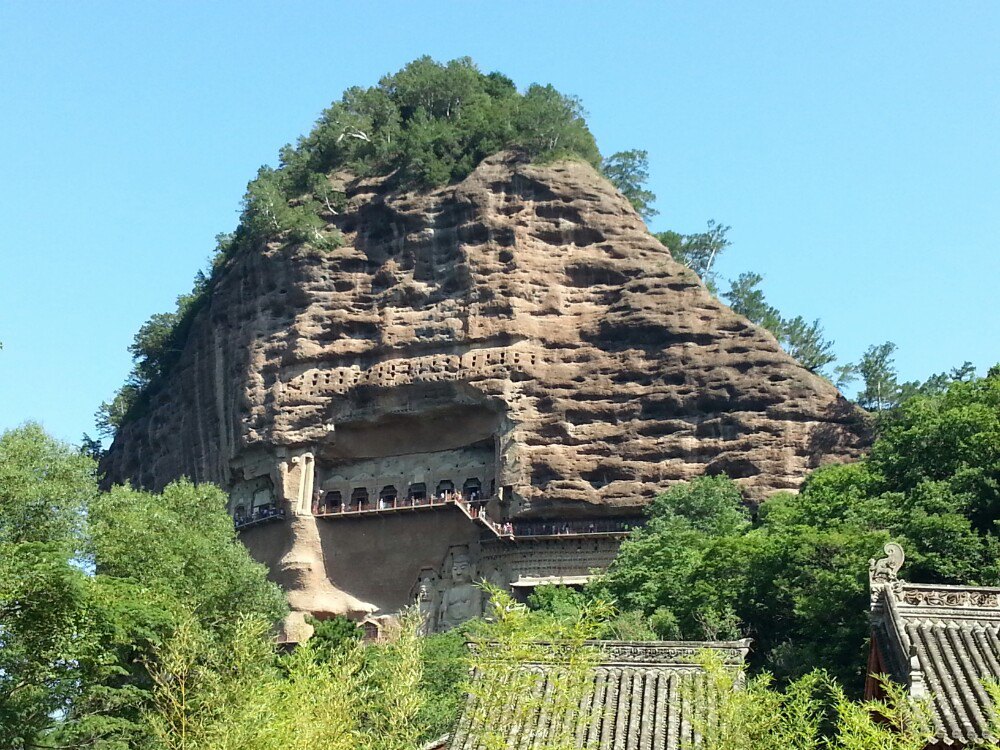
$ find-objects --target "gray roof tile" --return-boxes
[870,546,1000,745]
[450,640,749,750]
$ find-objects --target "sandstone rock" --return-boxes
[102,152,867,626]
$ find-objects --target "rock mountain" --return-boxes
[102,152,867,635]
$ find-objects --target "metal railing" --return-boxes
[234,504,286,531]
[511,518,644,537]
[313,491,487,516]
[313,494,642,540]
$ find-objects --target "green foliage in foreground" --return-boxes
[689,651,937,750]
[0,424,285,748]
[4,422,1000,749]
[593,368,1000,688]
[460,586,612,750]
[134,590,1000,750]
[416,627,470,742]
[142,610,427,750]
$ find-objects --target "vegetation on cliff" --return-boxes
[97,56,606,438]
[94,55,936,442]
[93,52,988,447]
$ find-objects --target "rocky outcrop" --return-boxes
[102,152,867,623]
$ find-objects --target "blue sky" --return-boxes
[1,1,997,445]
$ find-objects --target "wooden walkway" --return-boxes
[315,496,511,538]
[313,497,642,541]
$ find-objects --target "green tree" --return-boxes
[79,432,104,461]
[601,149,658,220]
[782,315,837,374]
[723,273,836,375]
[0,541,94,746]
[0,424,287,747]
[95,384,135,438]
[415,628,469,742]
[656,220,732,292]
[526,583,589,620]
[129,311,182,384]
[510,83,600,165]
[95,382,139,438]
[724,272,783,337]
[853,342,901,412]
[591,476,750,641]
[89,479,286,629]
[308,614,363,656]
[591,470,903,686]
[0,425,97,747]
[895,360,977,403]
[869,370,1000,547]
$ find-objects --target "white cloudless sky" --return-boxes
[0,1,997,444]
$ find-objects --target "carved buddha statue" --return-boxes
[438,549,481,630]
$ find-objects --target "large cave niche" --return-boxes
[319,403,500,460]
[313,402,503,511]
[229,474,276,520]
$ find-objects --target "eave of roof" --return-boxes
[873,581,1000,746]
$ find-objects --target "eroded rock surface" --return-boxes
[102,152,867,625]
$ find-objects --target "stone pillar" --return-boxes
[288,451,315,516]
[271,449,379,644]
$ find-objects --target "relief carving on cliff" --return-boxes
[412,567,440,634]
[437,545,483,632]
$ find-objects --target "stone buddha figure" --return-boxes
[437,547,481,631]
[413,568,439,634]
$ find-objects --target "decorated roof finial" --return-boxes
[869,542,905,588]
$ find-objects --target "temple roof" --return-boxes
[449,639,750,750]
[869,544,1000,746]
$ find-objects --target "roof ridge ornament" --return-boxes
[869,542,906,590]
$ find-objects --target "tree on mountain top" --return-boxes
[656,221,732,292]
[602,149,658,220]
[99,56,604,438]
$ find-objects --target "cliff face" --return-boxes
[102,152,867,628]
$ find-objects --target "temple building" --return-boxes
[867,543,1000,748]
[439,639,751,750]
